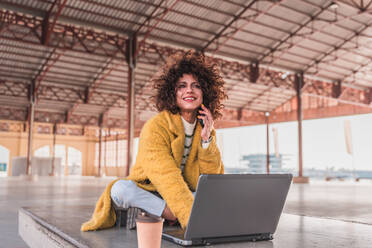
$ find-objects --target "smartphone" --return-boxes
[198,106,205,128]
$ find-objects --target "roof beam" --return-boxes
[302,78,372,108]
[66,57,121,121]
[326,1,372,85]
[41,0,67,45]
[258,1,333,63]
[101,72,154,123]
[236,66,294,111]
[135,0,181,57]
[303,23,372,73]
[0,0,128,35]
[32,47,65,101]
[240,85,277,111]
[101,84,154,123]
[339,56,372,86]
[201,0,259,53]
[365,0,372,10]
[135,0,166,34]
[349,0,372,11]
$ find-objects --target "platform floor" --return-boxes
[1,176,372,247]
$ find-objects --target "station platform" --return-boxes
[2,176,372,247]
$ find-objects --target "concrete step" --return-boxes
[19,209,75,248]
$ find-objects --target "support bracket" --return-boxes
[250,61,259,83]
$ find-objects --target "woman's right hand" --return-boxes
[198,104,213,142]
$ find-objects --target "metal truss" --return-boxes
[105,118,126,129]
[33,122,53,135]
[201,0,259,53]
[260,0,372,78]
[54,123,85,136]
[88,91,126,107]
[0,9,127,58]
[38,84,83,103]
[303,23,372,74]
[85,57,119,103]
[34,111,66,124]
[135,0,181,56]
[100,86,155,126]
[328,0,372,85]
[0,106,27,121]
[67,114,98,126]
[0,78,129,123]
[243,1,372,78]
[347,0,372,11]
[238,69,295,111]
[67,57,119,120]
[33,47,66,100]
[303,78,372,107]
[139,41,180,62]
[100,96,126,125]
[0,80,28,97]
[67,0,179,124]
[0,79,84,103]
[258,1,333,64]
[257,67,294,89]
[40,85,125,104]
[341,59,372,85]
[2,3,372,128]
[42,0,68,45]
[135,0,166,36]
[143,41,371,110]
[0,122,9,132]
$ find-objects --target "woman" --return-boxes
[81,50,227,231]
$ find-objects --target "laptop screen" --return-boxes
[184,174,292,240]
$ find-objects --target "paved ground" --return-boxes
[284,180,372,225]
[0,176,112,248]
[1,176,372,247]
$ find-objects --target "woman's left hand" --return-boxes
[198,104,213,142]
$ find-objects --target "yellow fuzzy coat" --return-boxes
[81,110,224,231]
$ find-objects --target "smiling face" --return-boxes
[175,73,203,116]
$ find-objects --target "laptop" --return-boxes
[162,173,292,246]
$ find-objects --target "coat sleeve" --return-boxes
[137,122,194,229]
[197,129,224,174]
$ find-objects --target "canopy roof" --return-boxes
[1,0,372,128]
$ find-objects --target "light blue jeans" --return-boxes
[110,180,166,217]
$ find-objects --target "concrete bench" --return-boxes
[18,205,372,248]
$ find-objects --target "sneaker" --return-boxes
[126,207,142,230]
[111,200,143,229]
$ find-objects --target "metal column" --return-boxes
[104,130,108,176]
[26,80,35,175]
[295,72,304,178]
[265,112,270,174]
[51,123,56,175]
[116,133,119,176]
[98,126,102,177]
[125,35,137,176]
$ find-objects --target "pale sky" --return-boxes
[217,113,372,172]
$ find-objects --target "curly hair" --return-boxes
[152,50,227,119]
